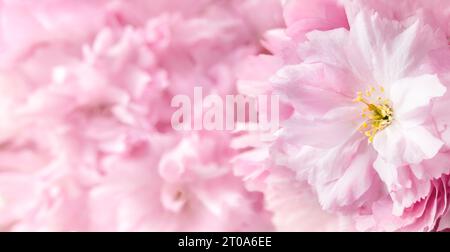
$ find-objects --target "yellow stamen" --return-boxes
[354,86,393,143]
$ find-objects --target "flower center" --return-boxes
[354,86,393,143]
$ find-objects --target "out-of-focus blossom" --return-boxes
[0,0,282,231]
[89,131,272,231]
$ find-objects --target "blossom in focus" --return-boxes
[271,8,450,231]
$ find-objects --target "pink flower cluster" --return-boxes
[1,0,450,232]
[0,0,281,231]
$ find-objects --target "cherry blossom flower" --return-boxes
[271,8,450,231]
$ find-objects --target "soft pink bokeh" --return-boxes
[0,0,282,231]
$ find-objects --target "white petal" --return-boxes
[373,123,443,165]
[403,126,443,164]
[282,106,361,148]
[390,74,446,117]
[372,123,405,164]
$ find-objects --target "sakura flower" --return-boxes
[272,9,450,231]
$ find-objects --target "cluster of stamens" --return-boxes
[354,85,393,143]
